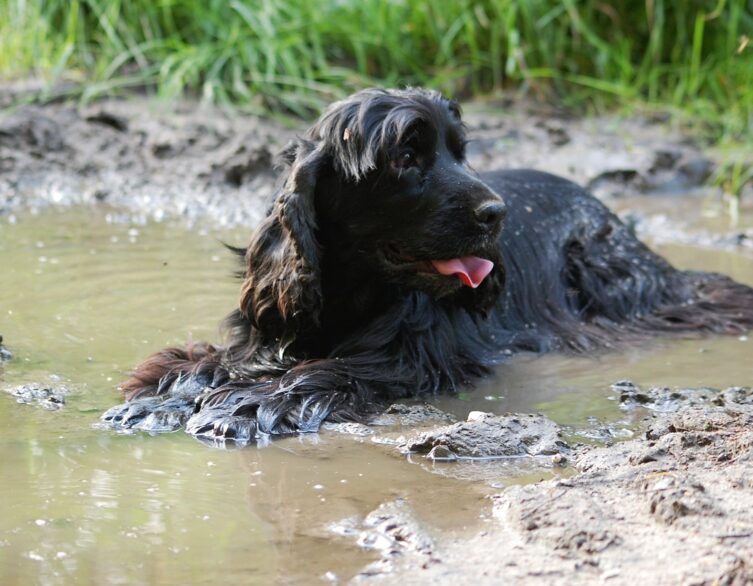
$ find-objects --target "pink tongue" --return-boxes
[430,256,494,288]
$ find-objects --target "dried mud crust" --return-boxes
[399,410,570,461]
[377,387,753,585]
[330,499,440,580]
[0,90,732,228]
[3,382,69,410]
[0,95,291,226]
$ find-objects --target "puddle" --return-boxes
[2,207,752,584]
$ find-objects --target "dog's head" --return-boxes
[241,88,506,342]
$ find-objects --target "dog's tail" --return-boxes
[641,271,753,335]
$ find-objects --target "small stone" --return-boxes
[425,445,456,461]
[552,453,567,466]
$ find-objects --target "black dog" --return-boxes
[102,88,753,443]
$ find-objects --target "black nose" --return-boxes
[474,201,506,228]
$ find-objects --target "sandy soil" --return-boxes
[2,87,753,584]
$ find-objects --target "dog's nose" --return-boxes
[474,201,506,228]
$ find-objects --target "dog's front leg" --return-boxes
[184,356,392,444]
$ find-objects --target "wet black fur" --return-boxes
[102,88,753,444]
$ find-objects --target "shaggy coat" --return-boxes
[102,88,753,443]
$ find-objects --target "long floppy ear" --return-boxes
[239,140,327,344]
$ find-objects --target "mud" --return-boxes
[0,93,289,226]
[331,499,439,580]
[461,100,720,200]
[614,379,753,412]
[368,403,457,427]
[400,411,570,461]
[369,387,753,585]
[630,212,753,253]
[3,87,750,243]
[321,403,457,440]
[3,382,68,410]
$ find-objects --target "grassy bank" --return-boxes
[0,0,751,140]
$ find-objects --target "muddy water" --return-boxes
[2,207,752,585]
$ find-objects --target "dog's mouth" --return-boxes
[380,244,494,289]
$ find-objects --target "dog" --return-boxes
[102,88,753,443]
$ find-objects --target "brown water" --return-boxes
[1,207,752,585]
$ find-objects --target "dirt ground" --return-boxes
[2,86,753,584]
[338,389,753,585]
[3,84,751,227]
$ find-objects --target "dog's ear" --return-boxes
[239,140,327,344]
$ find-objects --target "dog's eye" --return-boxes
[392,149,419,170]
[449,138,468,161]
[457,139,469,160]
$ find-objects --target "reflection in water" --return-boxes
[1,207,752,584]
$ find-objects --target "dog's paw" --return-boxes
[100,373,212,433]
[185,406,260,445]
[100,396,195,432]
[100,397,160,429]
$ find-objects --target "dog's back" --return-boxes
[482,168,753,353]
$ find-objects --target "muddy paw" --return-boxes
[100,396,195,432]
[186,406,259,444]
[100,372,212,432]
[101,397,160,428]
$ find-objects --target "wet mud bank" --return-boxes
[346,387,753,584]
[2,89,751,243]
[0,95,288,226]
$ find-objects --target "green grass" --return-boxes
[1,0,752,140]
[711,156,753,219]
